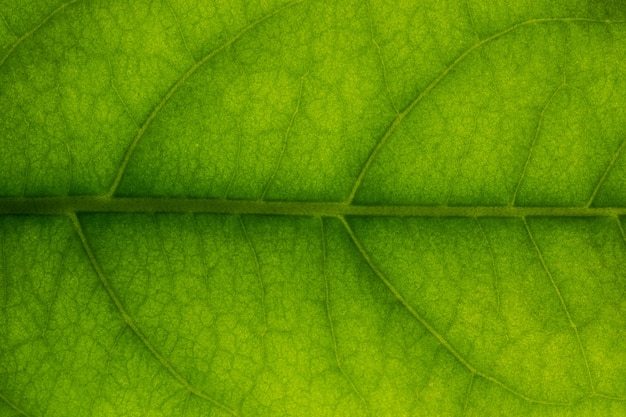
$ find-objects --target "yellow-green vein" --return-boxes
[0,0,81,67]
[238,215,268,338]
[522,217,595,394]
[0,390,31,417]
[340,215,574,406]
[510,81,567,206]
[319,217,370,415]
[106,0,305,197]
[586,136,626,208]
[347,17,626,204]
[68,212,240,417]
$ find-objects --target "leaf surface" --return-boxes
[1,0,626,416]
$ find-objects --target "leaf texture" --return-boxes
[1,0,626,416]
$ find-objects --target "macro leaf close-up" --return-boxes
[1,0,626,416]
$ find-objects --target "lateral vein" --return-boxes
[68,213,240,416]
[320,218,371,415]
[523,217,595,394]
[346,17,626,203]
[0,390,31,417]
[339,216,573,406]
[105,0,305,197]
[0,0,81,67]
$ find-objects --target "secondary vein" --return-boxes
[0,0,81,67]
[69,213,240,416]
[339,216,572,406]
[319,218,371,415]
[105,0,305,197]
[523,217,595,394]
[346,17,626,204]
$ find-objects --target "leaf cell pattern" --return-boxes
[1,1,626,416]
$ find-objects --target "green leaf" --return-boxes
[1,1,626,416]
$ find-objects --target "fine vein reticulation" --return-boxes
[2,2,626,416]
[0,390,31,417]
[0,0,81,67]
[586,136,626,208]
[105,0,305,198]
[68,213,240,417]
[523,218,595,393]
[319,218,371,415]
[339,216,572,406]
[346,17,626,204]
[510,82,567,206]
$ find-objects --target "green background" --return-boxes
[1,0,626,416]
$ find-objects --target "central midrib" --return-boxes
[1,197,625,217]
